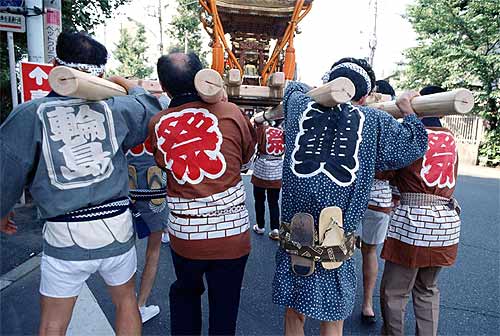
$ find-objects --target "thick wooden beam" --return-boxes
[49,66,127,100]
[364,93,392,105]
[253,77,355,123]
[369,89,474,118]
[130,79,162,94]
[194,68,225,103]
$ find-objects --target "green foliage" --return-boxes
[61,0,130,32]
[399,0,500,165]
[0,33,26,123]
[479,128,500,166]
[110,23,153,79]
[167,0,207,62]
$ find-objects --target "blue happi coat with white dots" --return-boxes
[273,82,428,321]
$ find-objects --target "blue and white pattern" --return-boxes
[322,62,372,93]
[272,82,428,321]
[291,102,364,187]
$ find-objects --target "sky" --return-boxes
[95,0,418,84]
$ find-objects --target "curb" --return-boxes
[0,253,41,291]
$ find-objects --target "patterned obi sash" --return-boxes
[129,189,167,201]
[47,197,130,222]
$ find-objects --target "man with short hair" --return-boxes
[0,31,162,335]
[149,52,256,335]
[380,86,461,336]
[272,57,429,336]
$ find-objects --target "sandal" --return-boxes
[128,165,138,203]
[147,166,166,206]
[319,206,344,269]
[290,213,315,277]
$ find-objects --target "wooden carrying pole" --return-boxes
[364,93,392,105]
[369,89,474,118]
[49,67,225,104]
[254,77,355,123]
[194,69,225,103]
[48,66,127,100]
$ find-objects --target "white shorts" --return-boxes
[40,247,137,298]
[360,209,391,245]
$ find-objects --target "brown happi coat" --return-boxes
[149,100,256,260]
[382,127,460,268]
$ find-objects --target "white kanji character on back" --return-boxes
[60,142,111,180]
[46,104,112,181]
[76,105,106,141]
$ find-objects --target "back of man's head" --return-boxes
[324,57,376,102]
[419,85,446,127]
[375,80,396,98]
[419,85,445,96]
[56,31,108,67]
[157,52,203,97]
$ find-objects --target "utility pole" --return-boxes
[184,30,188,53]
[368,0,378,67]
[7,32,18,107]
[158,0,164,54]
[44,0,62,62]
[26,0,45,63]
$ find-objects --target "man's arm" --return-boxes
[107,76,163,151]
[0,104,38,228]
[375,91,428,171]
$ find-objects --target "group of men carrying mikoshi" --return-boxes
[0,31,460,336]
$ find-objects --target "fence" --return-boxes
[442,115,486,165]
[442,115,485,145]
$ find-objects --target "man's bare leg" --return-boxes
[319,320,344,336]
[137,231,162,307]
[361,242,378,317]
[108,276,141,336]
[284,308,306,336]
[39,295,77,336]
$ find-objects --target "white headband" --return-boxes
[55,56,106,77]
[322,62,372,93]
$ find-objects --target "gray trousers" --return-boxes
[380,261,442,336]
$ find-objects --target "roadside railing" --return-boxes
[442,115,485,144]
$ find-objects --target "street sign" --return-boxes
[20,61,53,102]
[0,0,24,6]
[44,0,62,61]
[0,12,26,33]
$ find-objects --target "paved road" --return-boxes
[1,174,499,335]
[89,174,500,335]
[0,204,43,274]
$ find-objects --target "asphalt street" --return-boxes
[1,174,499,335]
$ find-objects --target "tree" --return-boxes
[61,0,130,32]
[399,0,500,165]
[111,23,154,79]
[0,0,130,122]
[167,0,207,61]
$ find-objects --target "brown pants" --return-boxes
[380,261,442,336]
